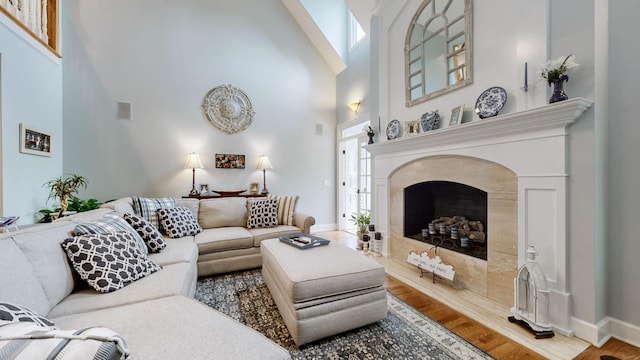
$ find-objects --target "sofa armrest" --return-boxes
[294,212,315,234]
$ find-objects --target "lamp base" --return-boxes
[261,188,269,195]
[189,188,200,196]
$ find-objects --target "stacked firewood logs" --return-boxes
[431,216,486,243]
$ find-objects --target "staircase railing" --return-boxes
[0,0,58,56]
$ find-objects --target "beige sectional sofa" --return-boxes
[0,195,313,359]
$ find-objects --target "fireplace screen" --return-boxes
[404,181,487,260]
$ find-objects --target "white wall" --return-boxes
[608,0,640,329]
[61,0,337,227]
[0,15,63,224]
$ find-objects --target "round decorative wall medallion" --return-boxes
[202,84,255,134]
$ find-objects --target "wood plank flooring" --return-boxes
[316,230,640,360]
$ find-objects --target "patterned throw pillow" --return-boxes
[157,207,202,239]
[61,232,162,293]
[123,213,166,253]
[73,212,148,255]
[246,198,279,229]
[268,194,298,226]
[0,302,55,327]
[131,196,176,231]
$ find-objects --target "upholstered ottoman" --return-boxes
[261,238,387,346]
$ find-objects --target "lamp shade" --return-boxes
[256,155,273,170]
[184,152,204,169]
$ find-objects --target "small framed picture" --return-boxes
[215,154,246,169]
[449,105,464,126]
[404,120,420,136]
[199,184,209,195]
[20,124,52,157]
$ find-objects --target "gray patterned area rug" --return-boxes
[195,269,494,360]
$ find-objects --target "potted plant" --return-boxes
[349,211,371,248]
[44,174,88,218]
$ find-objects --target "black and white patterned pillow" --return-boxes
[61,232,162,293]
[123,213,166,253]
[246,198,279,229]
[73,212,148,255]
[0,302,55,327]
[131,196,176,232]
[157,207,202,239]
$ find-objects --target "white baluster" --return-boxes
[41,0,48,43]
[18,0,26,24]
[34,0,41,38]
[28,0,37,34]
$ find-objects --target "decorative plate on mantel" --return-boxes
[386,119,401,140]
[474,86,507,119]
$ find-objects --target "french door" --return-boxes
[338,122,371,233]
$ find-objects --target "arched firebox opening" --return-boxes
[404,181,488,260]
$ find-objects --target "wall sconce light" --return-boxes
[348,100,362,113]
[184,152,204,196]
[256,155,273,195]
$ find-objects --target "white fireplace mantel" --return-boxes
[367,97,593,158]
[368,97,593,334]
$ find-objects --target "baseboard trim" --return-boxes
[608,317,640,349]
[572,315,640,348]
[311,223,337,232]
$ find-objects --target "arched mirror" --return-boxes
[405,0,472,106]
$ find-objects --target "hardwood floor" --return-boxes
[316,230,640,360]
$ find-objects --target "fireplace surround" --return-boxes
[367,98,593,334]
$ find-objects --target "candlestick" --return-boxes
[524,62,528,92]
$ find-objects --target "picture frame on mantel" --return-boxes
[449,105,464,126]
[19,124,51,157]
[404,120,420,136]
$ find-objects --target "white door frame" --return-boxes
[337,115,371,231]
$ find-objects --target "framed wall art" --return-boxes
[20,124,51,157]
[215,153,245,169]
[449,105,464,126]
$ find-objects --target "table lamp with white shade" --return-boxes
[184,152,204,196]
[256,155,273,195]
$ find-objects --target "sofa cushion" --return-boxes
[101,197,135,215]
[147,237,197,266]
[246,198,278,229]
[248,225,303,246]
[73,212,148,255]
[198,198,247,228]
[0,322,130,360]
[158,207,202,238]
[47,262,196,318]
[50,296,291,360]
[174,198,200,218]
[0,302,55,327]
[195,227,254,254]
[10,221,78,312]
[131,196,176,231]
[61,232,162,293]
[0,239,51,316]
[268,194,299,226]
[123,213,166,252]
